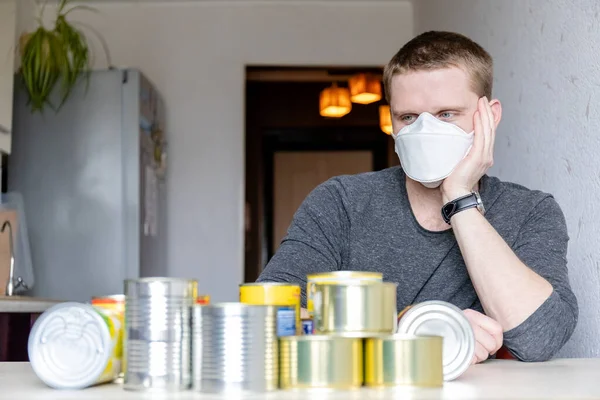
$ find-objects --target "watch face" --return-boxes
[474,192,485,214]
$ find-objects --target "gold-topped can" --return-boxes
[279,335,363,390]
[306,271,383,317]
[239,282,301,335]
[365,334,444,387]
[312,281,397,336]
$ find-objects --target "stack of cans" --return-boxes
[192,303,279,393]
[123,277,198,391]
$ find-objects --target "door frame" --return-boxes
[262,126,388,263]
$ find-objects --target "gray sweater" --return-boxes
[257,167,578,362]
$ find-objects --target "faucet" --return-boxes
[2,220,27,296]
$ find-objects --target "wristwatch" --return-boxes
[441,192,485,224]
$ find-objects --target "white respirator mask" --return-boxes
[393,112,474,188]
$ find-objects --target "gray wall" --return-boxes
[412,0,600,358]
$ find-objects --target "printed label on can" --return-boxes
[94,307,123,383]
[239,283,301,335]
[302,319,314,335]
[277,306,297,336]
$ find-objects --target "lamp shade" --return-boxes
[379,105,393,135]
[349,73,382,104]
[319,83,352,118]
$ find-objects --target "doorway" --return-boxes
[244,66,398,282]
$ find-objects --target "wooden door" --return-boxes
[273,151,373,251]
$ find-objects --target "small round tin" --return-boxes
[396,300,475,381]
[279,335,363,390]
[312,281,397,336]
[306,271,383,317]
[364,334,443,387]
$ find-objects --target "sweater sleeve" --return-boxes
[502,196,579,362]
[256,179,349,307]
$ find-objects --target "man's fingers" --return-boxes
[478,97,492,155]
[464,309,504,353]
[473,342,489,364]
[472,322,499,355]
[472,109,485,157]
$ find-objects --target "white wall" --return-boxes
[413,0,600,358]
[43,1,413,301]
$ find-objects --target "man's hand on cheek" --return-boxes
[441,96,497,203]
[463,308,503,365]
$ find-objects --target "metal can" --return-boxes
[396,300,475,381]
[239,282,301,336]
[312,281,397,336]
[192,303,279,393]
[28,302,123,389]
[306,271,383,318]
[196,295,210,305]
[302,319,314,335]
[124,277,197,391]
[279,335,363,390]
[364,334,444,387]
[91,295,126,379]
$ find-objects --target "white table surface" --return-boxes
[0,358,598,399]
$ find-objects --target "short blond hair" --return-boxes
[383,31,493,102]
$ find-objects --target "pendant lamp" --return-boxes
[319,83,352,118]
[379,105,393,135]
[349,73,382,104]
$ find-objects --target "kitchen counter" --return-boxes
[0,296,63,313]
[0,358,598,399]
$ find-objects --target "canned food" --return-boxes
[192,303,279,393]
[239,282,301,336]
[279,336,363,390]
[28,302,123,389]
[124,277,197,391]
[396,300,475,381]
[196,295,210,305]
[364,334,443,387]
[302,319,314,335]
[312,281,397,336]
[306,271,383,317]
[91,294,125,313]
[91,295,126,379]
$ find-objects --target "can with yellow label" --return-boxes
[196,295,210,305]
[306,271,383,317]
[239,282,301,335]
[91,295,126,379]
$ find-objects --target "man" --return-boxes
[257,31,578,363]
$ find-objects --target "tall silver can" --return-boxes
[192,303,278,393]
[124,277,197,391]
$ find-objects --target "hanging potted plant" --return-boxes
[18,0,110,113]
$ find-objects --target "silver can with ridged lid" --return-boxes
[396,300,475,381]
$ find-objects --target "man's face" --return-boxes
[389,66,485,134]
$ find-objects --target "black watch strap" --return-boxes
[441,192,482,224]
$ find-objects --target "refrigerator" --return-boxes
[7,69,168,302]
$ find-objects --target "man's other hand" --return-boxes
[463,308,503,364]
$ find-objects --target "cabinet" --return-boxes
[0,0,16,154]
